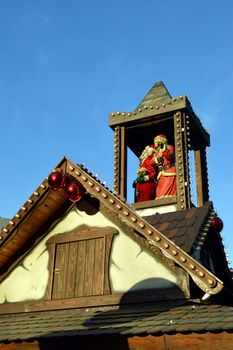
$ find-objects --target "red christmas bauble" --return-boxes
[210,216,223,234]
[48,169,67,191]
[65,182,82,202]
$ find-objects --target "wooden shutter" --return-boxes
[45,227,117,300]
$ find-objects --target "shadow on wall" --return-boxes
[39,278,186,350]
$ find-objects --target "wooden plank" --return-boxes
[36,196,61,215]
[104,234,114,294]
[51,243,63,299]
[83,239,95,296]
[65,241,78,298]
[165,332,233,350]
[45,242,56,299]
[59,243,70,298]
[92,237,105,295]
[75,240,86,297]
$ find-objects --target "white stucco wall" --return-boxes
[135,203,177,216]
[0,202,181,303]
[109,232,177,292]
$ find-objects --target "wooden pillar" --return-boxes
[113,126,127,198]
[174,111,191,210]
[194,146,209,207]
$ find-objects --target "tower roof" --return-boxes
[135,81,172,110]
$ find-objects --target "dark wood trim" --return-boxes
[113,126,127,198]
[132,196,177,210]
[182,112,191,208]
[194,146,209,207]
[174,111,185,210]
[113,126,121,195]
[174,111,191,210]
[120,126,127,199]
[0,287,186,315]
[46,227,118,245]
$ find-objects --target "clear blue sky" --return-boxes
[0,0,233,265]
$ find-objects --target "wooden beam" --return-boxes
[194,147,209,207]
[0,288,184,315]
[113,126,127,198]
[174,111,187,210]
[120,126,127,198]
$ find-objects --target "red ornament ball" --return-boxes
[48,169,67,191]
[210,216,224,234]
[65,182,82,202]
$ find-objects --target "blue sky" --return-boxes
[0,0,233,265]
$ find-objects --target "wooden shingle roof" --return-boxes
[143,204,212,253]
[1,301,233,341]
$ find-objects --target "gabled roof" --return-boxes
[0,157,224,297]
[0,301,233,341]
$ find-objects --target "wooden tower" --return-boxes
[109,81,210,211]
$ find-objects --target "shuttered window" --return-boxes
[45,227,117,300]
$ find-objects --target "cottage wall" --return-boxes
[0,205,183,303]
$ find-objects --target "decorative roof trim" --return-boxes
[0,178,49,244]
[192,207,216,252]
[109,95,187,127]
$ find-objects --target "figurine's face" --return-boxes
[137,168,148,175]
[154,136,168,150]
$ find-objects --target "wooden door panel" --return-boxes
[46,227,118,300]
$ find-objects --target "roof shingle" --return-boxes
[0,301,233,341]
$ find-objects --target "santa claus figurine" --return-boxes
[153,134,177,199]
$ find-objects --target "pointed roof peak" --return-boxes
[135,81,172,110]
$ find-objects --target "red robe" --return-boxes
[135,156,157,202]
[155,145,177,198]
